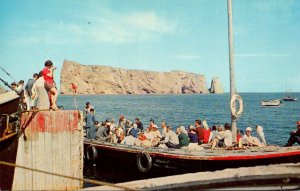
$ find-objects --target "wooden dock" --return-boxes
[82,162,300,190]
[6,110,83,190]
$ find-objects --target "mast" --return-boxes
[227,0,237,142]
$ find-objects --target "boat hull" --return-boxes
[261,99,282,106]
[0,91,20,190]
[0,133,19,190]
[84,140,300,173]
[283,97,298,101]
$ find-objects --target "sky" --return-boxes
[0,0,299,93]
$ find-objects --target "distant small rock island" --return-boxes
[60,60,224,95]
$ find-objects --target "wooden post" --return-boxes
[227,0,237,142]
[12,110,83,190]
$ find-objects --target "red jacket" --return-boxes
[203,129,211,143]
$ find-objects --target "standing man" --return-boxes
[83,102,94,123]
[85,108,96,137]
[25,73,38,110]
[284,121,300,147]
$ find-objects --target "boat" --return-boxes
[0,90,21,190]
[283,87,297,101]
[0,90,20,141]
[84,139,300,173]
[261,99,282,106]
[283,96,298,101]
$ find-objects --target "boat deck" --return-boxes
[84,138,300,161]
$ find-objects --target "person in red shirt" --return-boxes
[42,60,58,110]
[236,129,242,140]
[202,120,211,144]
[195,119,204,145]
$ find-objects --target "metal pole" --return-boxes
[227,0,237,142]
[0,66,17,82]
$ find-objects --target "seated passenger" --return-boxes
[195,119,204,145]
[187,125,203,150]
[161,121,168,138]
[237,129,243,147]
[284,121,300,147]
[242,127,262,147]
[119,115,131,131]
[159,126,179,148]
[126,123,140,138]
[109,119,116,134]
[148,124,162,146]
[135,132,153,147]
[202,120,211,144]
[211,123,232,149]
[121,130,137,145]
[176,126,189,148]
[110,128,123,143]
[96,122,111,142]
[144,127,153,140]
[208,125,218,143]
[188,125,198,143]
[256,125,267,146]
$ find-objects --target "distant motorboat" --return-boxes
[261,99,282,106]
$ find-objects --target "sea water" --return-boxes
[58,92,300,146]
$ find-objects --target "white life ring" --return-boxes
[136,151,152,173]
[230,94,243,118]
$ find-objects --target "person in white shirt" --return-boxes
[256,125,267,146]
[159,126,179,148]
[121,129,137,145]
[242,127,262,147]
[31,72,50,110]
[211,123,232,149]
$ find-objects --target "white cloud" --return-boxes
[88,11,175,44]
[17,10,175,45]
[126,12,175,33]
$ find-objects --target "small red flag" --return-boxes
[71,83,77,93]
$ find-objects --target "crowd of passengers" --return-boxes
[83,102,267,150]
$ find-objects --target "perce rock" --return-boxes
[60,60,222,95]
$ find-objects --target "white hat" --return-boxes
[246,127,252,131]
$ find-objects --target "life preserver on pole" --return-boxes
[86,145,98,161]
[136,151,152,173]
[230,94,243,118]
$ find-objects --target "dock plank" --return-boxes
[81,163,300,190]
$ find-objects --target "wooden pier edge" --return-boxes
[82,162,300,190]
[12,110,83,190]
